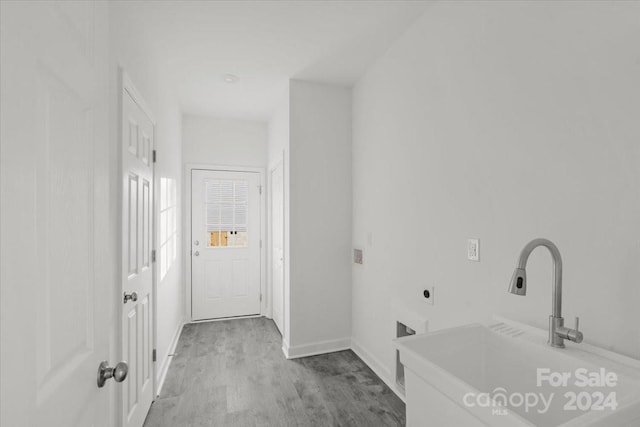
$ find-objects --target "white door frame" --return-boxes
[268,155,285,334]
[119,68,158,407]
[184,164,266,321]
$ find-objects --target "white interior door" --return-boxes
[270,162,285,335]
[121,77,155,427]
[0,1,112,426]
[191,170,262,320]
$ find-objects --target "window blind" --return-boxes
[205,179,249,234]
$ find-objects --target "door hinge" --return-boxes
[152,349,157,362]
[258,185,262,195]
[152,150,157,163]
[260,239,262,248]
[260,294,262,302]
[151,249,156,263]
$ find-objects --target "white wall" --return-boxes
[182,115,267,167]
[287,80,352,355]
[153,100,184,391]
[109,1,185,400]
[352,0,640,386]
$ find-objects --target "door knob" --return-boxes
[194,240,199,246]
[123,291,138,303]
[194,251,200,256]
[97,361,128,388]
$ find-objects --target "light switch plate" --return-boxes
[354,248,363,264]
[467,238,479,261]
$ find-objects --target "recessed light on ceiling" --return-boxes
[222,74,239,84]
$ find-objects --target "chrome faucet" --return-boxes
[508,238,583,348]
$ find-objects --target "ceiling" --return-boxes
[117,1,431,121]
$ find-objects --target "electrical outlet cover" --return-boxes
[468,238,479,261]
[423,287,435,305]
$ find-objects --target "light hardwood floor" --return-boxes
[143,317,405,427]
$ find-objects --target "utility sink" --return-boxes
[395,319,640,427]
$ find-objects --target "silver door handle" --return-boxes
[97,361,128,388]
[123,292,138,303]
[194,251,200,256]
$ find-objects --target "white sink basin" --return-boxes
[396,319,640,427]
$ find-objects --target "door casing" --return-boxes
[184,164,266,321]
[268,158,285,335]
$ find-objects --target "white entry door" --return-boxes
[191,170,262,320]
[0,1,112,426]
[121,76,155,427]
[270,162,285,335]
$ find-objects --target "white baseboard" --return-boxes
[351,338,405,402]
[155,320,185,397]
[191,314,262,323]
[283,337,351,359]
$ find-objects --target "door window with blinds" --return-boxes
[205,179,249,248]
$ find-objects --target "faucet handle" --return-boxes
[570,316,584,343]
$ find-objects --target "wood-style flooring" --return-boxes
[143,317,405,427]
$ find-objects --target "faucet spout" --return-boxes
[508,238,582,348]
[513,238,563,318]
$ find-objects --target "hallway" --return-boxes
[144,318,405,426]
